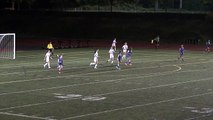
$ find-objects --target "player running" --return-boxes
[178,44,184,61]
[57,54,63,74]
[116,50,122,70]
[111,38,117,51]
[205,39,211,53]
[122,42,128,60]
[107,47,115,64]
[125,48,133,66]
[43,50,52,69]
[90,49,99,69]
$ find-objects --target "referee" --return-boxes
[47,41,54,55]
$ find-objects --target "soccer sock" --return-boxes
[94,64,97,68]
[44,63,47,68]
[111,60,113,64]
[48,62,51,68]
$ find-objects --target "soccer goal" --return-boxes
[0,33,15,59]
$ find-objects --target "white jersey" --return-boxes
[122,44,128,53]
[93,51,99,63]
[44,52,51,62]
[109,48,115,58]
[112,39,116,47]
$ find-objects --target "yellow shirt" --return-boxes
[47,43,54,49]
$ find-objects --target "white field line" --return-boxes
[0,62,185,85]
[0,66,181,96]
[184,114,212,120]
[0,59,210,85]
[174,65,182,71]
[0,112,53,120]
[0,68,209,97]
[0,57,209,76]
[61,91,213,120]
[0,74,212,112]
[0,57,179,76]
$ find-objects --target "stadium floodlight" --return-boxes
[0,33,15,59]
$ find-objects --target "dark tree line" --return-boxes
[1,0,213,11]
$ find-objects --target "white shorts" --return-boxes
[110,54,114,59]
[123,49,127,53]
[94,57,98,63]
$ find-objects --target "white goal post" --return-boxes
[0,33,16,59]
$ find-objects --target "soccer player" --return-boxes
[90,49,99,69]
[107,47,115,64]
[179,44,184,61]
[122,42,128,60]
[47,41,54,55]
[57,54,63,74]
[116,50,122,70]
[111,38,117,51]
[125,48,133,66]
[43,50,52,69]
[155,35,160,49]
[205,39,211,53]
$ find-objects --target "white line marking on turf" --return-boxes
[0,76,212,111]
[0,63,179,84]
[174,65,182,71]
[0,59,207,85]
[0,67,208,96]
[61,92,213,120]
[0,66,202,96]
[184,114,212,120]
[0,112,54,120]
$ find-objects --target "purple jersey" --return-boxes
[117,53,122,62]
[126,51,132,58]
[58,56,63,65]
[179,47,184,55]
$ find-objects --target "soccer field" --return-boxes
[0,48,213,120]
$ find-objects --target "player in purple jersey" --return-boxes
[125,48,132,66]
[116,50,122,70]
[179,44,184,61]
[57,54,63,74]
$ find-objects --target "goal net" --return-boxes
[0,33,15,59]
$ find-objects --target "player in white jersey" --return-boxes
[90,49,99,69]
[107,47,115,64]
[122,42,128,60]
[111,38,117,51]
[43,50,52,69]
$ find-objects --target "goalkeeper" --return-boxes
[47,41,54,55]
